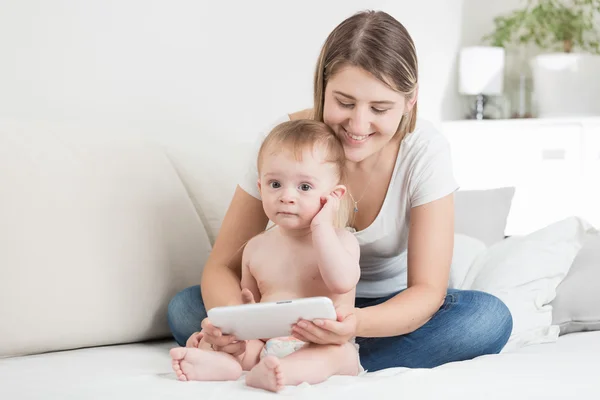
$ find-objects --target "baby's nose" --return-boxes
[279,189,296,204]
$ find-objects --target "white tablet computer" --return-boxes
[207,297,337,341]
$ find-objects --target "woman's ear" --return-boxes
[405,84,419,113]
[331,184,347,199]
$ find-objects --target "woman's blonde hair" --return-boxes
[257,119,351,228]
[313,10,418,141]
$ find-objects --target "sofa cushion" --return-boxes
[159,137,254,244]
[0,118,211,358]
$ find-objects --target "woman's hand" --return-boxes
[199,318,247,356]
[198,288,257,357]
[185,331,204,348]
[291,304,359,345]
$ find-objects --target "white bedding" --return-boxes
[1,332,599,400]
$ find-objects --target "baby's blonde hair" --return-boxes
[257,119,351,229]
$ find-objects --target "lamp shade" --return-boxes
[459,46,505,95]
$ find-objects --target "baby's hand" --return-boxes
[186,331,204,348]
[311,194,341,230]
[241,288,256,304]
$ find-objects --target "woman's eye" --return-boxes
[270,181,281,189]
[372,107,388,114]
[337,99,354,109]
[299,184,312,191]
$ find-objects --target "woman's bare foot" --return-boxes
[170,347,242,382]
[245,356,285,392]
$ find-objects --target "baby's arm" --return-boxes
[311,226,360,294]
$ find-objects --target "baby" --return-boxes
[169,119,362,392]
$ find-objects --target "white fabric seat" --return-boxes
[1,332,598,399]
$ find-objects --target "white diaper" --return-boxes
[260,336,306,359]
[259,336,365,374]
[351,338,366,375]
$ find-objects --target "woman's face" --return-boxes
[323,66,412,163]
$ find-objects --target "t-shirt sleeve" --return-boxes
[409,130,460,208]
[238,114,291,200]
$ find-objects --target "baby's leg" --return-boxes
[246,342,359,392]
[239,339,266,371]
[170,337,242,382]
[170,337,265,381]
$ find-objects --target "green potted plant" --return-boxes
[483,0,600,117]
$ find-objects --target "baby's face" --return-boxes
[258,147,340,230]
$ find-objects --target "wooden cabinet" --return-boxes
[441,118,600,235]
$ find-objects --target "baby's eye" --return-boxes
[299,183,312,192]
[270,181,281,189]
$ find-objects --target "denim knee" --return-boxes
[463,290,513,354]
[167,285,207,346]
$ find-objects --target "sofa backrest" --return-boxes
[0,117,211,358]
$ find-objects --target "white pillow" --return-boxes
[454,187,515,246]
[460,216,594,352]
[551,231,600,334]
[0,118,211,358]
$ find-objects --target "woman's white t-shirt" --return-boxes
[239,115,459,298]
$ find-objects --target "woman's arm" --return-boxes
[201,186,269,311]
[356,193,454,337]
[240,238,262,304]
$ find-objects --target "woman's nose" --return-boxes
[348,107,371,135]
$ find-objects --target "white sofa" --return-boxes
[1,117,599,399]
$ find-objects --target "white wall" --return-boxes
[460,0,524,47]
[0,0,466,143]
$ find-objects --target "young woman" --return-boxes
[167,10,512,372]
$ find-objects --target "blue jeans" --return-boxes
[167,286,512,372]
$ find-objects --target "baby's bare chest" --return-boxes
[249,244,328,297]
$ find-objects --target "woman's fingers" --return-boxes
[293,326,325,344]
[293,318,351,345]
[200,323,235,347]
[185,331,205,348]
[316,320,343,337]
[298,320,335,337]
[293,321,336,344]
[200,319,219,335]
[204,332,238,348]
[291,331,310,342]
[200,318,245,354]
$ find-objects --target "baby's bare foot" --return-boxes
[170,347,242,382]
[245,356,285,392]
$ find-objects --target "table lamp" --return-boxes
[459,46,505,120]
